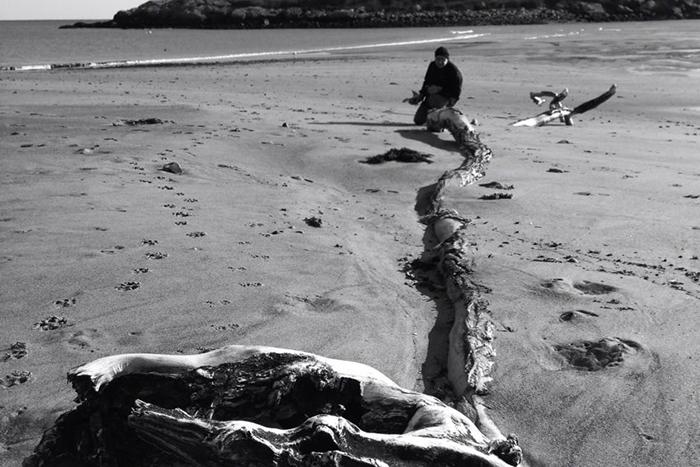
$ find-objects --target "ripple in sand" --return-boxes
[541,278,618,296]
[554,337,642,371]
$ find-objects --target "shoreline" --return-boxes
[0,32,486,72]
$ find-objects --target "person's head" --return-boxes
[434,47,449,68]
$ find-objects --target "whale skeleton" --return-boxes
[26,107,520,466]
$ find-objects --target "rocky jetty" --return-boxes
[62,0,700,29]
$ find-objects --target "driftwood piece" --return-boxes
[26,345,519,466]
[513,84,616,127]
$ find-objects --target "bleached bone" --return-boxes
[27,345,520,466]
[423,107,493,215]
[420,210,495,397]
[514,84,616,127]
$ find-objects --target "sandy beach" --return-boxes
[1,24,699,466]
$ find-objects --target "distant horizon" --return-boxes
[0,1,144,21]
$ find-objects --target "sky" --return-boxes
[0,0,145,21]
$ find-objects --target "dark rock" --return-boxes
[304,216,322,228]
[59,0,700,29]
[161,162,182,174]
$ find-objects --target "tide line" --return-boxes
[1,33,486,72]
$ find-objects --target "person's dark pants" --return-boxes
[413,94,450,125]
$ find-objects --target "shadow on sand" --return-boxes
[311,121,416,127]
[397,128,459,153]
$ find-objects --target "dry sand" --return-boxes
[1,34,699,466]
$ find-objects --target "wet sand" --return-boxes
[1,30,699,466]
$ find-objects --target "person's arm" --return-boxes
[419,62,436,98]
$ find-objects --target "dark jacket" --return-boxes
[420,60,463,101]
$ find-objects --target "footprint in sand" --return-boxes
[2,342,27,361]
[186,231,206,238]
[34,316,69,331]
[553,337,644,371]
[116,281,140,291]
[1,370,32,388]
[54,298,77,308]
[145,252,168,260]
[67,329,103,352]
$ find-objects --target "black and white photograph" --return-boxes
[1,1,698,465]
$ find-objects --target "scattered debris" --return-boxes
[113,118,164,126]
[360,147,433,165]
[480,193,513,200]
[554,337,641,371]
[304,216,322,228]
[479,181,514,190]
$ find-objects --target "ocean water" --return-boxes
[0,19,698,73]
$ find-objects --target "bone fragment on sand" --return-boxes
[60,345,517,466]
